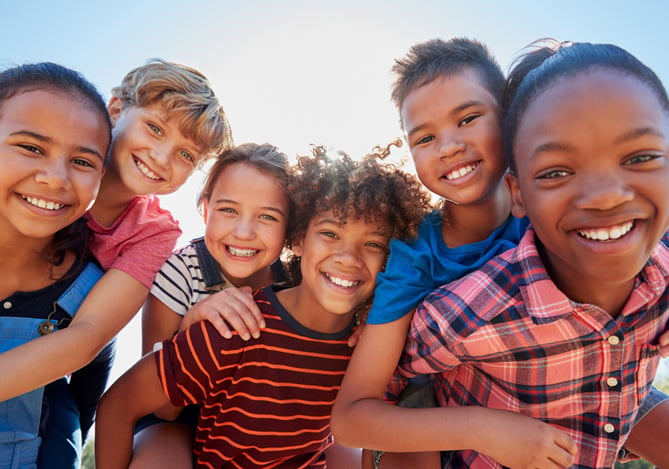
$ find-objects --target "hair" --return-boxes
[0,62,112,270]
[112,58,233,162]
[285,140,431,295]
[503,39,669,172]
[391,38,505,119]
[197,142,291,212]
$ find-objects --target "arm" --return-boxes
[0,268,147,401]
[95,353,170,469]
[331,315,576,467]
[623,394,669,467]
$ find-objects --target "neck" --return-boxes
[275,285,354,334]
[441,182,511,248]
[89,171,139,227]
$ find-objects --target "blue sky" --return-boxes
[4,0,669,379]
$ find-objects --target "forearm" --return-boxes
[624,398,669,467]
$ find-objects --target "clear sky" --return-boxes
[4,0,669,380]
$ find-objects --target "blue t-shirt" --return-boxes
[367,211,529,324]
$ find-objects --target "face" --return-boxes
[291,211,390,330]
[202,162,289,286]
[0,89,108,241]
[509,69,669,299]
[401,67,506,205]
[107,97,203,196]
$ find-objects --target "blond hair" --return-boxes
[112,58,233,161]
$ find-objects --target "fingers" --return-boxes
[347,323,365,347]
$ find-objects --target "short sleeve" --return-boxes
[87,196,181,288]
[150,249,198,317]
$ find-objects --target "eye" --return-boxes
[72,157,95,168]
[147,123,163,136]
[260,213,279,222]
[320,230,338,239]
[179,150,195,164]
[217,207,237,215]
[624,153,663,165]
[18,143,43,155]
[366,241,388,251]
[415,135,434,146]
[459,114,479,127]
[536,169,570,180]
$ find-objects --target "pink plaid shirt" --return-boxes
[390,229,669,468]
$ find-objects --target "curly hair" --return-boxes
[285,139,431,288]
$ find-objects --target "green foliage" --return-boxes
[615,460,654,469]
[82,438,95,469]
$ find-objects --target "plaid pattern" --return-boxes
[390,229,669,468]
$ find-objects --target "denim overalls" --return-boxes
[0,262,103,469]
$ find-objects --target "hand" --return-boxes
[479,410,577,469]
[180,287,264,340]
[347,322,365,347]
[658,329,669,358]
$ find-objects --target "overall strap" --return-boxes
[56,262,104,317]
[191,237,226,291]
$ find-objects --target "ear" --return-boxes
[506,172,527,219]
[201,199,210,223]
[291,238,304,258]
[107,96,123,126]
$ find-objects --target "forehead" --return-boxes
[514,70,669,161]
[400,68,498,126]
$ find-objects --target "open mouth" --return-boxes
[134,157,162,180]
[21,194,65,210]
[577,221,634,241]
[444,161,480,181]
[227,246,259,257]
[324,273,360,288]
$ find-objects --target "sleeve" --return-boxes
[366,235,437,325]
[386,297,463,402]
[155,321,241,406]
[150,250,196,317]
[88,196,182,289]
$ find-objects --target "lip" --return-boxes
[17,192,70,214]
[133,156,164,181]
[569,218,641,255]
[323,272,362,291]
[225,244,260,260]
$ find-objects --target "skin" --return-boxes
[0,89,110,400]
[133,162,289,468]
[332,69,573,468]
[96,212,391,469]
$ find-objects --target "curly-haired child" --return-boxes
[95,143,430,468]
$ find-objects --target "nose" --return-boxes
[438,131,466,159]
[34,157,72,190]
[574,170,633,211]
[149,143,171,168]
[232,216,257,240]
[334,242,363,269]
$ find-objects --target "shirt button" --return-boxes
[607,377,618,387]
[604,423,615,434]
[608,336,620,345]
[2,301,11,309]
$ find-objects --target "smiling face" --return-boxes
[401,67,506,206]
[0,89,108,242]
[509,69,669,307]
[202,162,289,288]
[106,97,202,197]
[286,211,390,333]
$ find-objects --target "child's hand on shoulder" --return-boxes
[180,286,265,341]
[479,409,577,469]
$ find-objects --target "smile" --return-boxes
[21,195,65,210]
[444,161,479,181]
[577,221,634,241]
[227,246,258,257]
[325,273,360,288]
[134,158,162,180]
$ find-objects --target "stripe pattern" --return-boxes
[156,286,354,468]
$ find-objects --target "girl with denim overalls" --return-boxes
[0,62,111,468]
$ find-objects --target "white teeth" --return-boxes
[578,221,633,241]
[445,163,477,181]
[135,159,161,180]
[22,195,64,210]
[227,246,258,257]
[325,273,359,288]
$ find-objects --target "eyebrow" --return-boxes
[213,198,287,216]
[406,99,488,139]
[10,130,105,161]
[314,218,392,237]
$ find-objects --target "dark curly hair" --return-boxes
[284,139,431,291]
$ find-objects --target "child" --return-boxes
[0,58,232,466]
[332,38,669,468]
[95,144,430,468]
[131,142,292,467]
[364,40,669,467]
[0,62,110,467]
